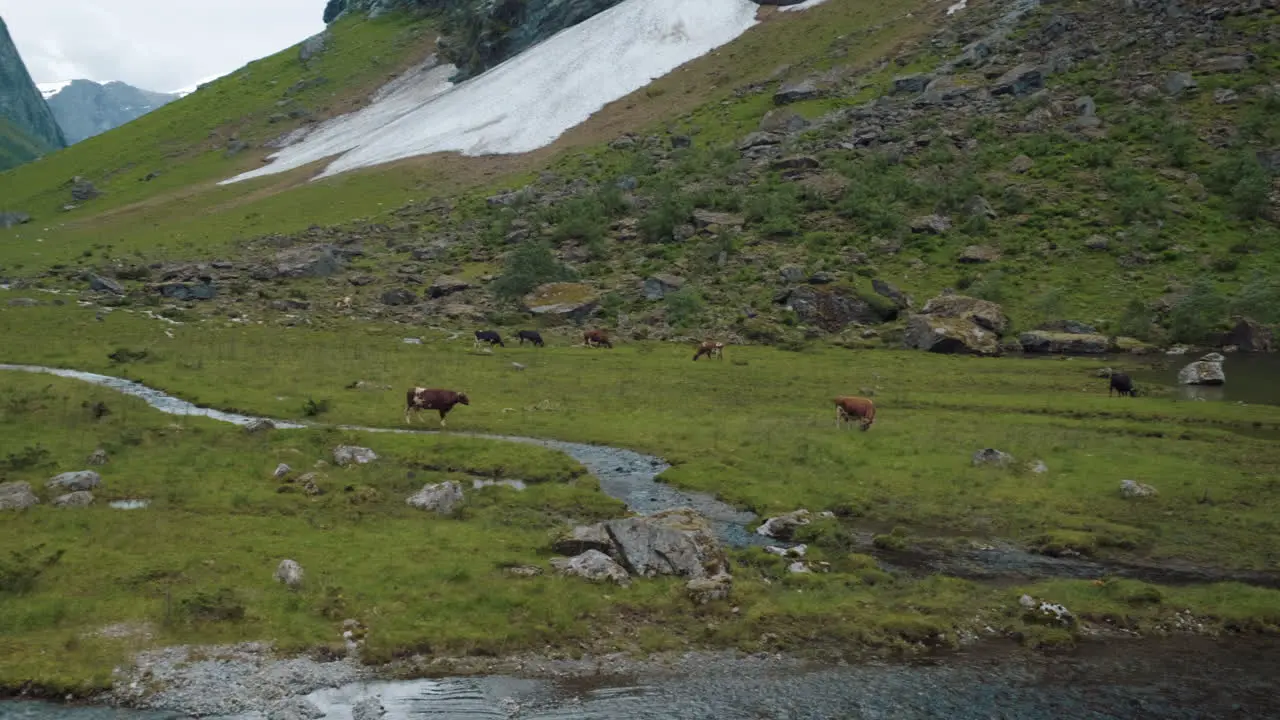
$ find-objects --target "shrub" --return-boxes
[664,287,704,328]
[3,444,51,472]
[0,546,65,595]
[1117,298,1155,340]
[302,397,331,417]
[639,196,691,243]
[1232,271,1280,323]
[1167,277,1228,343]
[969,271,1008,303]
[490,241,577,300]
[1206,151,1271,220]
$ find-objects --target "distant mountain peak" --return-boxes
[41,78,181,144]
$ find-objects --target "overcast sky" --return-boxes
[1,1,326,92]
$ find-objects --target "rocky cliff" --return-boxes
[44,80,180,145]
[0,16,65,169]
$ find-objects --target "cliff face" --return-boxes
[0,16,66,169]
[45,80,180,145]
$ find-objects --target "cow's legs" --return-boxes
[439,410,448,428]
[836,406,844,429]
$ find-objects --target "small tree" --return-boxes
[490,241,577,300]
[664,287,704,328]
[1232,270,1280,323]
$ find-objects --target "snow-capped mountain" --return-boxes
[40,79,180,144]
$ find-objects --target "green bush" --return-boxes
[490,241,577,300]
[1232,270,1280,323]
[1117,298,1156,340]
[664,287,704,328]
[0,546,64,595]
[1206,151,1272,220]
[1167,277,1228,343]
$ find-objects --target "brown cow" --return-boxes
[405,387,470,427]
[834,396,876,431]
[583,329,613,348]
[693,341,725,361]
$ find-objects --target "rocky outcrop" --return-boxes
[686,572,733,605]
[555,509,729,581]
[1120,479,1158,499]
[274,559,305,589]
[551,524,615,556]
[333,445,378,466]
[47,470,102,492]
[1221,318,1273,352]
[550,549,631,586]
[1018,331,1109,354]
[782,285,892,332]
[0,18,66,171]
[972,448,1014,467]
[903,294,1009,356]
[0,481,39,510]
[43,80,179,145]
[406,481,465,515]
[643,273,685,300]
[756,509,811,541]
[523,282,598,321]
[54,491,95,508]
[1178,353,1225,385]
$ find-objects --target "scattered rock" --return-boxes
[87,449,108,466]
[779,264,807,283]
[1036,320,1100,335]
[54,491,95,508]
[643,273,685,300]
[1221,317,1273,353]
[964,195,997,220]
[298,31,329,64]
[756,509,811,541]
[333,446,377,466]
[1084,235,1111,251]
[604,508,729,578]
[1075,95,1096,117]
[784,285,890,331]
[788,562,811,574]
[273,463,292,479]
[70,177,101,202]
[1200,56,1248,74]
[299,472,325,497]
[771,155,821,172]
[972,448,1015,467]
[758,109,810,134]
[765,544,808,558]
[1030,461,1049,475]
[427,275,471,299]
[774,79,819,104]
[892,73,933,95]
[523,282,598,321]
[991,63,1044,96]
[0,482,39,510]
[266,696,325,720]
[406,481,465,515]
[159,281,217,301]
[686,572,733,605]
[0,211,31,228]
[1008,154,1034,174]
[380,288,417,306]
[1019,331,1110,354]
[245,419,275,434]
[275,246,341,279]
[1020,594,1076,627]
[958,245,1000,263]
[1165,72,1197,96]
[351,697,386,720]
[1120,479,1158,498]
[670,135,692,149]
[910,214,952,234]
[503,565,544,578]
[738,131,784,151]
[1213,88,1239,105]
[550,550,631,586]
[1178,358,1225,385]
[274,559,305,589]
[691,209,745,232]
[47,470,101,492]
[88,274,125,295]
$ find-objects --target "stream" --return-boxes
[3,364,1280,718]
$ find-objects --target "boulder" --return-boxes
[550,550,631,586]
[54,491,95,508]
[380,288,417,306]
[1018,331,1110,354]
[1085,235,1111,251]
[972,448,1015,467]
[991,63,1044,96]
[275,246,341,278]
[1222,318,1273,353]
[0,482,39,510]
[273,463,292,479]
[1165,72,1197,96]
[756,509,811,541]
[274,559,305,589]
[300,473,325,497]
[958,245,1000,263]
[1009,154,1035,174]
[643,273,685,301]
[333,445,377,466]
[266,697,325,720]
[406,481,465,516]
[552,524,615,556]
[892,73,932,94]
[774,79,819,104]
[0,211,31,228]
[1120,479,1158,498]
[245,419,275,434]
[771,155,821,172]
[758,109,810,134]
[1178,359,1225,385]
[523,282,599,321]
[88,274,125,295]
[903,314,1002,355]
[352,697,386,720]
[691,209,744,232]
[738,131,784,151]
[604,508,729,578]
[965,195,997,220]
[910,214,951,234]
[1214,88,1240,105]
[71,177,101,202]
[87,449,108,466]
[686,572,733,605]
[298,31,329,64]
[427,275,471,299]
[1200,56,1248,74]
[765,544,807,558]
[159,282,216,301]
[784,286,889,332]
[47,470,101,492]
[918,294,1009,335]
[779,264,807,283]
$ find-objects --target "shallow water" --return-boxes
[108,500,151,510]
[1131,353,1280,406]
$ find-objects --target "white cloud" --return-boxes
[0,0,325,92]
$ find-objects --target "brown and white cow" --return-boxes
[583,329,613,348]
[405,388,470,427]
[834,396,876,431]
[693,341,725,361]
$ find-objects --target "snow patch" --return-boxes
[37,80,74,100]
[223,0,821,185]
[946,0,969,15]
[779,0,833,11]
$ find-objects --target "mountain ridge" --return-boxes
[0,16,66,170]
[42,79,180,145]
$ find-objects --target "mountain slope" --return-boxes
[43,80,181,144]
[0,16,65,169]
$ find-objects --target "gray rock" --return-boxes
[0,482,40,510]
[1030,460,1049,475]
[910,214,951,234]
[551,549,630,586]
[380,288,417,306]
[1019,331,1110,354]
[691,209,744,231]
[872,279,912,309]
[1075,95,1096,117]
[159,282,216,301]
[1120,479,1158,498]
[300,473,324,497]
[808,271,835,285]
[1085,235,1111,251]
[1009,154,1035,174]
[47,470,101,492]
[274,559,305,589]
[1165,72,1197,96]
[756,509,811,541]
[765,544,807,558]
[758,109,810,134]
[785,285,890,331]
[71,177,101,202]
[273,463,292,479]
[686,572,733,605]
[1222,318,1273,352]
[972,448,1015,467]
[333,445,377,466]
[89,274,125,295]
[1213,88,1239,105]
[266,696,324,720]
[503,565,544,578]
[87,448,108,466]
[225,139,250,157]
[892,73,933,95]
[903,295,1010,356]
[406,481,465,516]
[276,246,341,278]
[991,63,1044,96]
[245,419,275,434]
[1020,594,1076,626]
[552,524,615,556]
[643,273,685,301]
[670,135,692,149]
[1201,56,1248,74]
[1133,83,1162,102]
[1178,360,1225,385]
[788,561,811,574]
[0,211,31,228]
[427,275,471,299]
[779,264,807,283]
[54,491,95,508]
[352,697,386,720]
[603,508,729,579]
[524,283,598,321]
[965,195,997,220]
[771,155,821,172]
[958,245,1000,263]
[738,131,783,151]
[774,79,819,104]
[299,31,329,64]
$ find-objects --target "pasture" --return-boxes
[2,298,1280,693]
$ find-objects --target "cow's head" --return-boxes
[457,393,471,405]
[860,417,874,431]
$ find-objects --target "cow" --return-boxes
[405,388,470,427]
[474,330,505,351]
[1108,371,1136,397]
[583,329,613,348]
[834,396,876,431]
[693,341,725,361]
[517,330,545,347]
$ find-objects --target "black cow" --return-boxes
[1109,372,1136,397]
[474,330,505,351]
[518,330,545,347]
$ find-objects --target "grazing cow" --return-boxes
[518,330,545,347]
[693,341,725,361]
[405,388,470,427]
[834,396,876,431]
[583,329,613,348]
[1108,372,1136,397]
[474,330,505,351]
